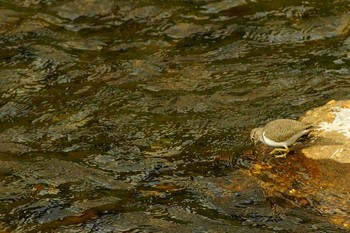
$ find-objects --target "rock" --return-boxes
[300,99,350,163]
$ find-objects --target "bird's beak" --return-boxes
[253,142,259,155]
[251,139,257,155]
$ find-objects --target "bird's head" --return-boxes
[250,127,263,145]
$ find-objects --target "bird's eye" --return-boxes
[250,131,256,142]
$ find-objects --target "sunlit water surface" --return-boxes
[0,0,350,232]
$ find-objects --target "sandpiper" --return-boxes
[250,119,312,158]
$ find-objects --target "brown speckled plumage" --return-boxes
[263,119,311,142]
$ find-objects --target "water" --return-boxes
[0,0,350,232]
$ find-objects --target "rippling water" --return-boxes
[0,0,350,232]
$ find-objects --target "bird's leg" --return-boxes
[269,147,290,158]
[269,148,288,154]
[274,152,288,158]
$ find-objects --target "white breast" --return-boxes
[262,131,288,148]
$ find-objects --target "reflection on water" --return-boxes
[0,0,350,232]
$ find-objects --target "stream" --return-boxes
[0,0,350,232]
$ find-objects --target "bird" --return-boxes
[250,119,313,158]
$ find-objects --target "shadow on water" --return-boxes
[0,0,350,232]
